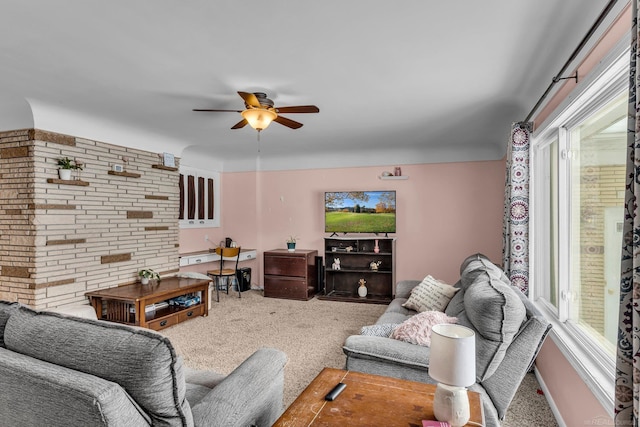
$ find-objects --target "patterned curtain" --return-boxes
[616,2,640,424]
[502,122,532,294]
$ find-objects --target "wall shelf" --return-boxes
[108,170,141,178]
[378,175,408,180]
[152,164,178,172]
[47,178,90,186]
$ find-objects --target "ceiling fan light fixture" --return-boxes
[241,108,277,131]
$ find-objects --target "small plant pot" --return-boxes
[141,277,149,285]
[58,169,72,180]
[287,242,296,252]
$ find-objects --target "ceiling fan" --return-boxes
[193,91,319,133]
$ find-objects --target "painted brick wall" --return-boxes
[0,129,179,309]
[578,164,625,333]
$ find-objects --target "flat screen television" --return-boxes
[324,191,396,234]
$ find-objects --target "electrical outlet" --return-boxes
[204,235,209,241]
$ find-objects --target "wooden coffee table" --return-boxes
[86,277,210,331]
[274,367,484,426]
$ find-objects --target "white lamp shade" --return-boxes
[429,324,476,387]
[241,108,277,130]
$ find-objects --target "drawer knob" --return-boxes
[186,311,193,317]
[160,320,167,327]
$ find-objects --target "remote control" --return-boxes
[324,382,346,401]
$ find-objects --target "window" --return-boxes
[179,167,220,228]
[532,48,629,412]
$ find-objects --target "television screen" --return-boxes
[325,191,396,234]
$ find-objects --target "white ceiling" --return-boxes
[0,1,620,171]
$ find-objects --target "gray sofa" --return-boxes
[343,254,551,426]
[0,301,287,427]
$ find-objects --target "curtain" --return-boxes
[502,122,532,294]
[616,2,640,424]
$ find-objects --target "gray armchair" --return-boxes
[0,301,286,427]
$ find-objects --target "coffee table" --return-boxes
[274,367,484,426]
[86,277,210,331]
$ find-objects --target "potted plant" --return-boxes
[287,236,298,252]
[138,268,160,285]
[56,157,83,180]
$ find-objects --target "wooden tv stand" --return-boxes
[86,277,210,331]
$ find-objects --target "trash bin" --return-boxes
[235,267,251,292]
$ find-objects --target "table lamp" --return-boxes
[428,324,476,427]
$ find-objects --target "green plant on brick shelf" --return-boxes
[56,157,83,170]
[138,268,160,283]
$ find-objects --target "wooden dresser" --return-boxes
[263,249,318,300]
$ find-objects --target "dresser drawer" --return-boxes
[147,315,178,331]
[177,305,204,322]
[264,276,310,300]
[264,255,307,277]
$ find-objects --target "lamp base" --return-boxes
[433,383,470,427]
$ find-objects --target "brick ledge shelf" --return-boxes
[108,170,141,178]
[47,178,90,186]
[152,164,178,172]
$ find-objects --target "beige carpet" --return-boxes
[161,289,556,425]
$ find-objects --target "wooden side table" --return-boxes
[274,367,484,426]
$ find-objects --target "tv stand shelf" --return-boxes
[320,237,395,304]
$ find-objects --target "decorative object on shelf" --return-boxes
[332,258,341,270]
[112,164,124,172]
[162,152,175,167]
[286,235,298,252]
[358,279,368,298]
[369,261,381,271]
[374,239,380,253]
[138,268,160,285]
[346,246,354,252]
[429,324,476,427]
[56,156,83,180]
[394,166,402,176]
[381,170,393,177]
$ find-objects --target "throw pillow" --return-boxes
[402,275,459,312]
[390,311,458,346]
[360,323,400,337]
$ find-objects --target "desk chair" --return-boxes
[207,247,241,302]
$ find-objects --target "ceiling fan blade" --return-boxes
[231,119,248,129]
[193,109,242,112]
[275,105,320,114]
[274,115,303,129]
[238,91,261,108]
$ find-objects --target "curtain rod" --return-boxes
[523,0,621,124]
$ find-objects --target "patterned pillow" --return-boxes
[402,275,459,312]
[390,311,458,346]
[360,323,400,337]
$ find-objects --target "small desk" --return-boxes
[274,368,484,427]
[179,248,257,267]
[86,277,209,331]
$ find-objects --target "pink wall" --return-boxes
[180,160,506,288]
[536,339,610,425]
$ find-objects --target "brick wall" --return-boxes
[578,164,625,333]
[0,129,179,309]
